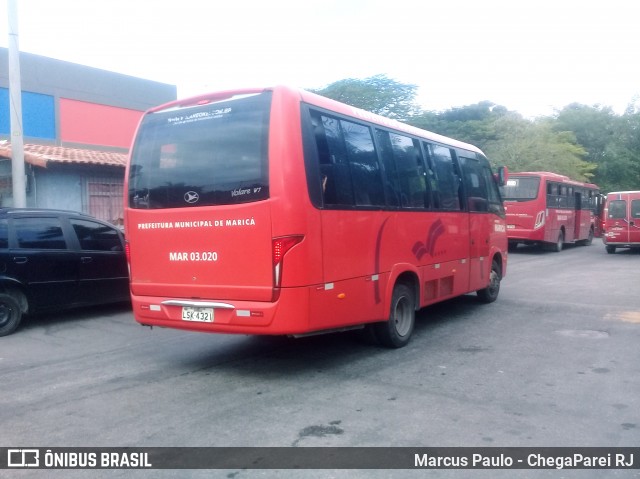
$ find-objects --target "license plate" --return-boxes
[182,307,214,322]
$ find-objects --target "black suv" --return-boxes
[0,208,129,336]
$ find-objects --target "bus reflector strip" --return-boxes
[325,283,334,290]
[236,310,251,317]
[371,274,379,281]
[150,304,161,311]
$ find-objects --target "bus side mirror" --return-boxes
[496,166,508,186]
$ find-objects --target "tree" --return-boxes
[412,103,595,180]
[484,118,595,181]
[311,75,420,122]
[410,101,509,151]
[554,103,640,190]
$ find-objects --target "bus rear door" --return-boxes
[604,191,640,253]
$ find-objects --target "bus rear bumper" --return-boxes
[131,288,311,335]
[507,227,544,243]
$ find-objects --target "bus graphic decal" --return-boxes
[374,216,391,304]
[412,219,445,260]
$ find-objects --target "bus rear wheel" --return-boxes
[544,231,564,252]
[374,283,415,348]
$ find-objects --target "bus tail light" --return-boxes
[272,235,304,294]
[534,211,545,229]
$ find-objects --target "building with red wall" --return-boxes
[0,48,177,224]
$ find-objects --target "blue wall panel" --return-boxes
[0,88,56,139]
[0,88,8,135]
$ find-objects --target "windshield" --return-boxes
[500,176,540,201]
[128,92,271,209]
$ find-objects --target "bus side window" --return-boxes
[547,182,559,207]
[426,143,462,211]
[310,110,385,208]
[340,120,385,207]
[459,155,489,212]
[313,113,355,207]
[422,143,440,209]
[381,132,429,209]
[375,130,401,207]
[559,185,568,207]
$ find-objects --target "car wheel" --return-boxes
[374,283,415,348]
[0,293,23,336]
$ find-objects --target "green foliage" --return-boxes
[554,103,640,191]
[310,75,420,122]
[311,77,640,192]
[414,106,595,181]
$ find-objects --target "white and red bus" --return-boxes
[501,171,601,252]
[124,86,508,348]
[602,191,640,254]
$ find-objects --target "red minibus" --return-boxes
[124,86,508,348]
[500,171,600,252]
[602,191,640,254]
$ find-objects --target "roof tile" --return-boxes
[0,142,127,168]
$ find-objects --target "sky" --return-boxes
[1,0,639,118]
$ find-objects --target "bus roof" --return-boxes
[606,191,640,196]
[509,171,599,189]
[144,85,485,156]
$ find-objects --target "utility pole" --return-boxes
[7,0,27,207]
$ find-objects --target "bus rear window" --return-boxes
[608,200,627,219]
[128,92,270,209]
[500,176,540,201]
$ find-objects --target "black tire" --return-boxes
[0,293,23,337]
[585,228,594,246]
[374,283,415,348]
[544,231,564,252]
[477,260,501,303]
[606,245,616,254]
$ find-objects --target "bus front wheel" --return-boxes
[374,283,415,348]
[477,260,501,303]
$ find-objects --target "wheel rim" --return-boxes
[488,269,500,296]
[0,303,13,328]
[392,295,413,337]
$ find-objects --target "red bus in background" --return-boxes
[602,191,640,254]
[500,172,601,252]
[124,86,508,348]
